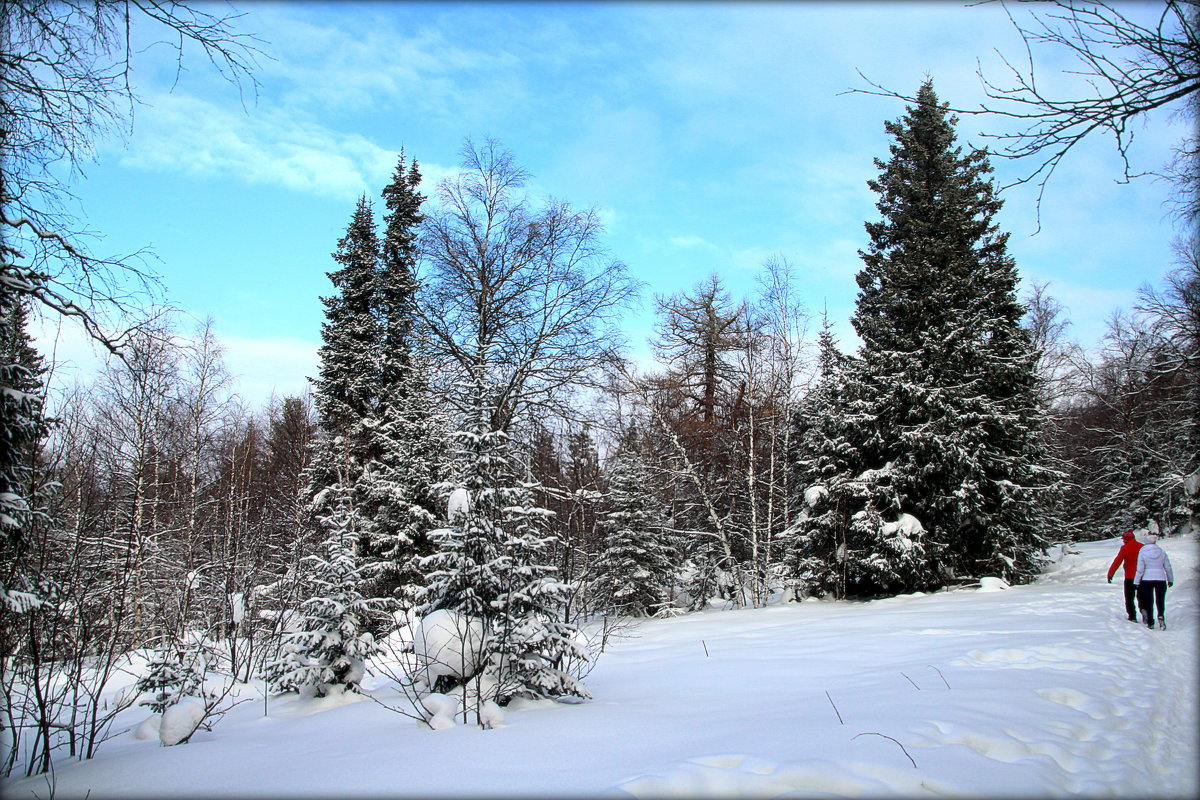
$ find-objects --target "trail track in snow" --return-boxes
[612,536,1197,798]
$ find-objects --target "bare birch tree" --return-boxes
[420,138,637,432]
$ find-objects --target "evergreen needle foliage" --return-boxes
[264,478,383,697]
[592,428,676,616]
[790,80,1056,597]
[0,295,52,607]
[419,374,588,705]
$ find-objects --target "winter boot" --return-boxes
[1144,612,1155,629]
[1158,616,1166,631]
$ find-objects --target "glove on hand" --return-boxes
[1168,582,1173,588]
[1107,576,1112,583]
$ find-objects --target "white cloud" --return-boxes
[668,235,718,250]
[248,5,526,124]
[415,162,464,196]
[112,92,460,204]
[219,334,318,407]
[114,93,396,201]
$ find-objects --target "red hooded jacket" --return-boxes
[1108,531,1143,580]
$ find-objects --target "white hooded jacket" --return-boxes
[1134,542,1174,584]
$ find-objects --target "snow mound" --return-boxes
[426,712,455,730]
[159,698,205,746]
[132,714,161,741]
[615,754,944,798]
[479,699,504,728]
[421,692,459,716]
[978,576,1011,592]
[421,693,459,729]
[412,609,486,687]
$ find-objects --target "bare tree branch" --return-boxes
[1,0,265,351]
[849,1,1198,225]
[419,138,640,432]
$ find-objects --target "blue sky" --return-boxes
[40,1,1187,406]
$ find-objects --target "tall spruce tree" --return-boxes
[379,151,424,388]
[298,195,386,686]
[363,152,446,606]
[309,196,384,513]
[787,316,865,598]
[836,79,1053,591]
[306,161,445,612]
[0,294,51,608]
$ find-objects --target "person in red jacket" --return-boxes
[1107,530,1144,622]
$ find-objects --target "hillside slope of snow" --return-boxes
[4,536,1196,799]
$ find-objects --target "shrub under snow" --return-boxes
[159,698,206,746]
[412,609,486,688]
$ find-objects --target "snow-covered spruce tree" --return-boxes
[788,320,930,598]
[839,79,1053,592]
[0,292,52,608]
[136,639,209,714]
[419,376,587,707]
[591,428,675,616]
[279,198,383,692]
[263,474,382,697]
[786,317,865,597]
[379,151,426,392]
[361,152,447,606]
[308,196,384,539]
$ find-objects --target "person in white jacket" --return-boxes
[1133,533,1175,630]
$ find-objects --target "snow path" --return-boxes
[3,536,1196,799]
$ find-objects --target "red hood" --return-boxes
[1122,530,1136,542]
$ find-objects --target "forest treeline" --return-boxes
[1,78,1197,772]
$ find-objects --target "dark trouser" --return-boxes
[1122,578,1138,619]
[1137,580,1167,621]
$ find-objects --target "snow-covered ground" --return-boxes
[5,535,1196,799]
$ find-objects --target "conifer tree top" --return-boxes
[855,78,1013,353]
